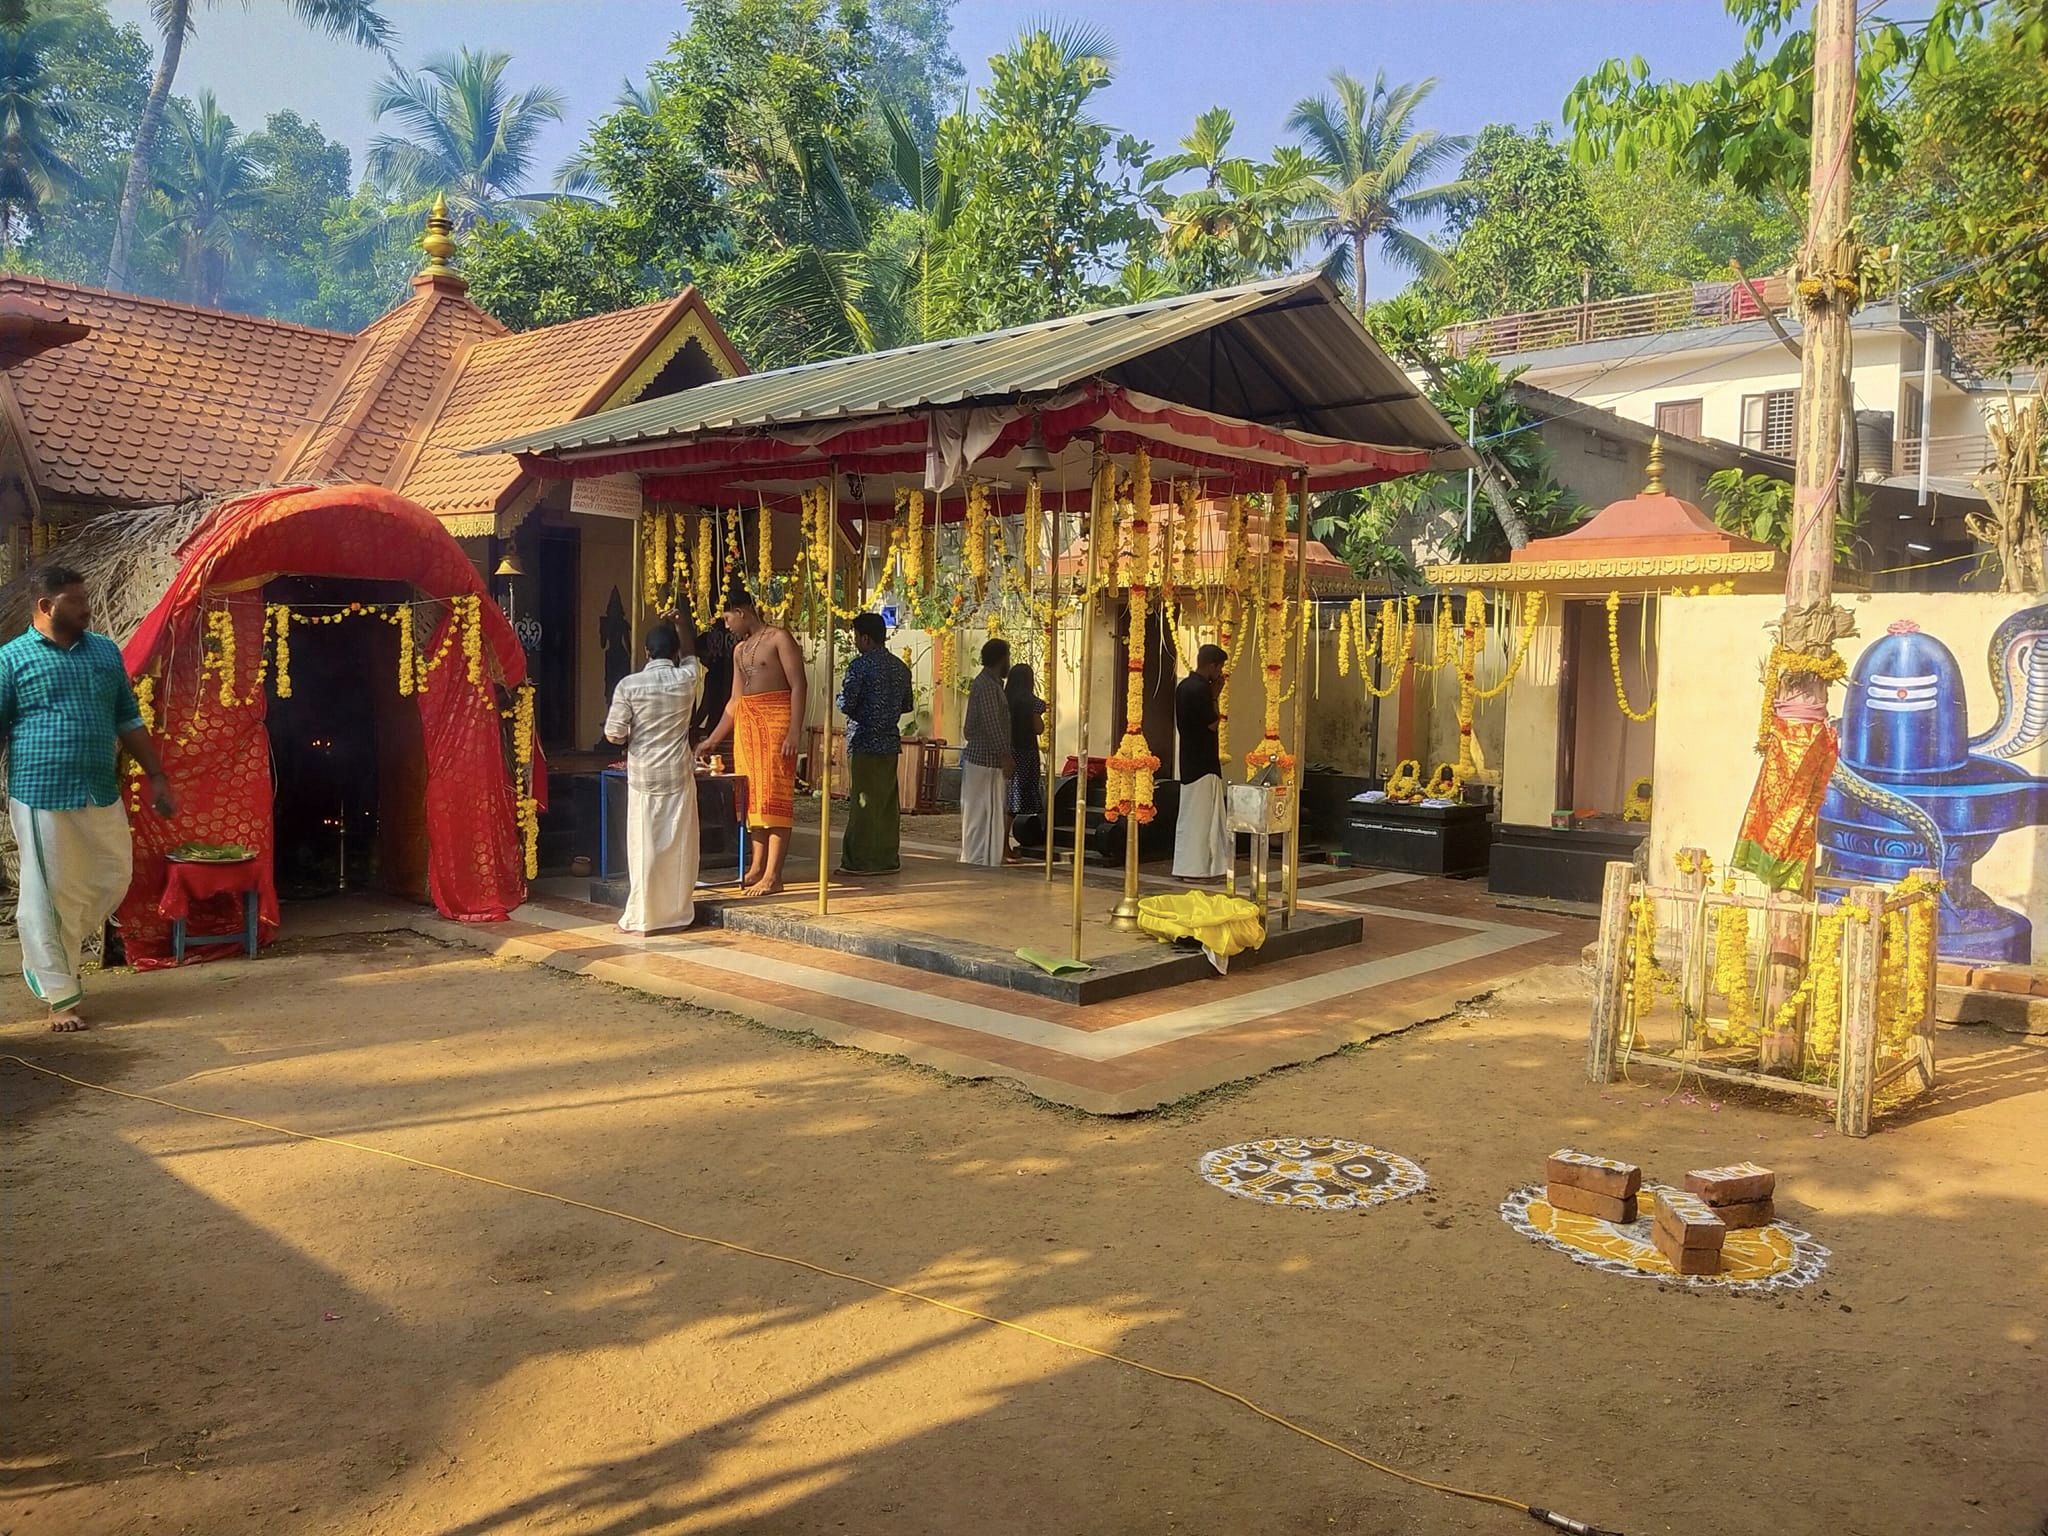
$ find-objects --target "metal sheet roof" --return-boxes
[474,273,1475,472]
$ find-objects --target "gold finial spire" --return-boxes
[417,193,461,283]
[1644,433,1666,496]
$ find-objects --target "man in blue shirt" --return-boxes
[837,611,914,875]
[0,566,174,1029]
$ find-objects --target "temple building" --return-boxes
[1424,439,1784,906]
[0,201,746,750]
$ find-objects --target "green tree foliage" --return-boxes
[1708,467,1865,567]
[0,0,89,246]
[1564,0,2015,202]
[1288,70,1468,308]
[3,0,150,281]
[1582,158,1800,290]
[1438,124,1619,315]
[240,109,351,313]
[367,48,572,228]
[107,0,393,288]
[1141,108,1323,292]
[936,25,1148,331]
[1869,10,2048,365]
[149,89,260,306]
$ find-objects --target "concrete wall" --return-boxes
[576,513,634,746]
[1650,591,2048,963]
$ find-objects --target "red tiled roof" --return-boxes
[276,278,503,486]
[0,275,353,505]
[398,291,733,518]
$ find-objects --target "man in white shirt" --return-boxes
[604,622,704,934]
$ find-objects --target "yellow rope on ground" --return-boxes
[2,1054,1547,1527]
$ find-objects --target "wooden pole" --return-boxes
[1587,859,1636,1083]
[1043,473,1059,884]
[1762,0,1860,1071]
[1282,468,1311,927]
[1069,458,1101,961]
[816,476,837,916]
[1835,883,1882,1136]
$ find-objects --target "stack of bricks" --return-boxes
[1652,1189,1727,1275]
[1684,1162,1776,1230]
[1545,1149,1641,1223]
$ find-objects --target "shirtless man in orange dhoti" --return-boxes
[698,590,808,896]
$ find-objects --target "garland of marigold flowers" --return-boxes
[1105,453,1161,824]
[964,480,991,600]
[693,511,715,622]
[904,488,925,594]
[1385,759,1424,801]
[1753,643,1849,753]
[1177,481,1201,589]
[1604,590,1657,722]
[1244,482,1294,788]
[511,680,539,879]
[203,607,239,707]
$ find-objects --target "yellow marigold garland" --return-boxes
[204,606,239,707]
[393,602,417,697]
[512,680,539,879]
[1244,482,1295,788]
[905,489,925,594]
[1385,758,1424,802]
[1604,590,1656,722]
[1753,644,1849,753]
[1105,454,1161,824]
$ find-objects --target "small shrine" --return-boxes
[1424,439,1783,907]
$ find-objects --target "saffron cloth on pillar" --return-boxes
[1733,715,1840,889]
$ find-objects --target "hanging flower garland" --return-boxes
[693,512,716,621]
[1105,453,1161,824]
[904,488,925,594]
[1244,482,1295,788]
[1177,480,1202,590]
[203,606,239,707]
[963,479,992,600]
[1604,590,1657,722]
[510,680,540,879]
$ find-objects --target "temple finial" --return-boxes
[1644,434,1666,496]
[416,193,465,290]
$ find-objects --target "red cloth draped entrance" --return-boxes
[117,484,541,966]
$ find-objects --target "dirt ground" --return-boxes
[2,928,2044,1536]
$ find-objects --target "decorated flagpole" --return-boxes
[1042,471,1059,885]
[1070,450,1103,960]
[1283,467,1311,927]
[817,470,837,917]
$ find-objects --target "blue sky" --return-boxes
[106,0,1751,288]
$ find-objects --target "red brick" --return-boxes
[1709,1197,1775,1229]
[1934,961,1974,988]
[1545,1182,1638,1224]
[1970,966,2042,997]
[1546,1149,1642,1200]
[1653,1190,1728,1249]
[1684,1162,1776,1205]
[1654,1223,1725,1275]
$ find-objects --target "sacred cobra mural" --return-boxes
[1819,602,2048,962]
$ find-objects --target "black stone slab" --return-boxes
[583,875,1363,1005]
[1342,800,1494,876]
[1488,821,1646,906]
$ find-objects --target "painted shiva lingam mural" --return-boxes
[1819,605,2048,962]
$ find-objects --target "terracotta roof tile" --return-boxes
[0,275,352,505]
[399,296,689,517]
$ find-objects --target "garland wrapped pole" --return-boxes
[1746,0,1861,1072]
[1041,473,1060,885]
[1108,452,1159,931]
[816,472,838,917]
[1070,453,1108,960]
[1283,468,1311,927]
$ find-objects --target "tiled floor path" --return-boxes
[418,834,1593,1113]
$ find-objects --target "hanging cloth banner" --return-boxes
[1732,711,1841,889]
[925,406,1016,492]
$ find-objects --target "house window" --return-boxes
[1740,389,1798,455]
[1654,398,1703,440]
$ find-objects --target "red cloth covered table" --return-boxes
[158,857,261,920]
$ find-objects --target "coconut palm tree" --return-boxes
[0,0,86,248]
[367,48,572,229]
[1287,70,1469,308]
[106,0,393,290]
[149,90,261,307]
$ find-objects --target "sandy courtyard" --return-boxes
[2,928,2045,1536]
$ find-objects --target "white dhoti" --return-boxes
[11,798,132,1009]
[1172,774,1231,879]
[959,763,1007,867]
[621,780,698,934]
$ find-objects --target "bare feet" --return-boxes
[48,1007,87,1032]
